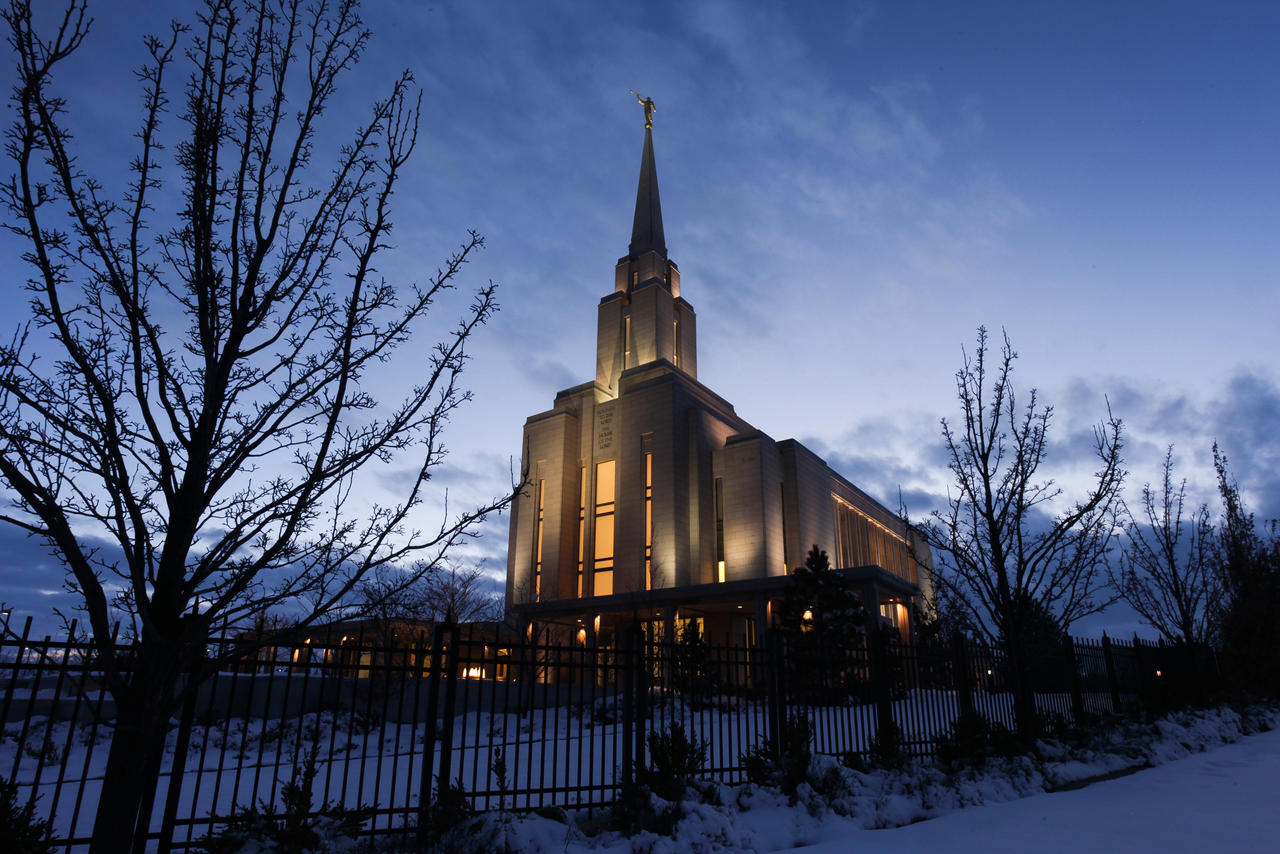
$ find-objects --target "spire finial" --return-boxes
[630,90,655,129]
[628,96,665,258]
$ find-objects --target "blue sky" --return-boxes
[2,1,1278,636]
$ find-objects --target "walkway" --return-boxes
[788,727,1280,853]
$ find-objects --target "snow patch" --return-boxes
[430,704,1278,854]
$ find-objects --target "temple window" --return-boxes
[715,477,725,582]
[533,479,545,601]
[576,465,586,596]
[832,496,911,582]
[593,460,615,595]
[644,442,653,589]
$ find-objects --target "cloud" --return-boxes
[1071,600,1148,640]
[1067,368,1280,520]
[516,358,579,395]
[798,409,954,518]
[825,364,1280,571]
[0,524,96,635]
[1208,372,1280,520]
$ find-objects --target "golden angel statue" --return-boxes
[629,90,655,129]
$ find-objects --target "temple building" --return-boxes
[505,109,931,646]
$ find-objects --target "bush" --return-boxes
[198,743,365,853]
[741,714,812,796]
[610,781,682,838]
[0,775,54,854]
[671,623,722,703]
[418,777,474,850]
[610,723,708,835]
[638,722,708,801]
[936,712,1019,769]
[868,720,906,769]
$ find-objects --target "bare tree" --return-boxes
[1111,446,1217,648]
[0,1,511,847]
[1211,445,1280,694]
[418,561,503,623]
[360,560,501,627]
[923,327,1124,736]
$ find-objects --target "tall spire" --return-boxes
[628,124,666,259]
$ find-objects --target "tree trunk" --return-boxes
[1012,676,1039,741]
[1006,643,1040,742]
[90,642,180,854]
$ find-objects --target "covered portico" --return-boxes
[511,564,923,649]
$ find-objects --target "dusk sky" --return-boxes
[2,1,1277,636]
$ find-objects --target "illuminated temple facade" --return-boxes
[505,120,931,644]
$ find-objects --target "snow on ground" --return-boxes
[787,725,1280,853]
[449,705,1279,854]
[7,699,1275,850]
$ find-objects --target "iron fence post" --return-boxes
[621,622,637,787]
[1101,633,1122,712]
[1158,637,1178,704]
[131,642,177,854]
[157,648,202,854]
[1132,634,1149,702]
[418,622,448,845]
[869,627,894,738]
[0,617,34,739]
[1065,635,1085,721]
[952,635,974,720]
[634,623,648,779]
[437,623,461,793]
[766,626,785,760]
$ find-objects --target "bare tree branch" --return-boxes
[918,327,1125,735]
[1110,446,1217,647]
[0,2,514,846]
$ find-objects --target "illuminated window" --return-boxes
[632,269,639,286]
[624,314,632,366]
[832,497,911,582]
[858,514,871,566]
[673,318,681,366]
[780,482,790,573]
[594,460,615,596]
[533,479,545,601]
[495,649,509,681]
[576,465,586,597]
[714,477,725,581]
[676,615,703,640]
[835,501,850,568]
[644,446,653,590]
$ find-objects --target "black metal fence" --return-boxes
[0,617,1211,851]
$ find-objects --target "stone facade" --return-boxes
[506,123,931,640]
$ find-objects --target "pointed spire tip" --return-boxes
[628,120,665,258]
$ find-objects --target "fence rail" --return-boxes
[0,617,1212,851]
